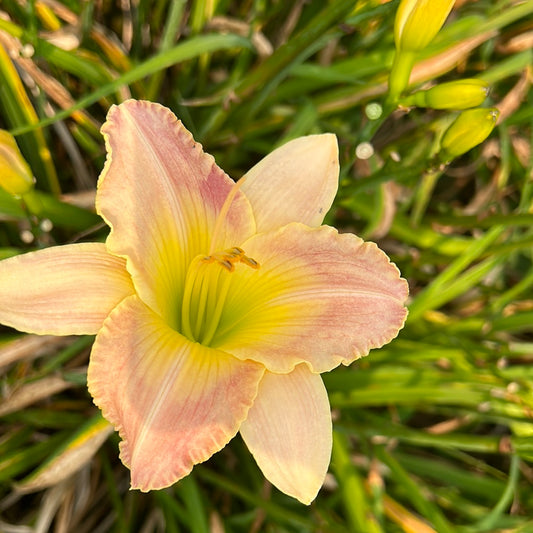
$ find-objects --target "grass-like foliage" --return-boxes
[1,0,533,531]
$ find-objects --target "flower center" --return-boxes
[180,247,259,346]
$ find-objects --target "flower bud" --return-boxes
[0,130,34,196]
[440,107,499,161]
[395,0,456,52]
[403,79,490,110]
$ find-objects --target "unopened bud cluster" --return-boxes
[388,0,498,161]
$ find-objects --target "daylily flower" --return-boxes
[0,100,408,504]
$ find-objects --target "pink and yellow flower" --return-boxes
[0,100,408,504]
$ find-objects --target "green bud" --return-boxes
[0,130,34,196]
[440,107,499,161]
[403,79,490,110]
[395,0,456,52]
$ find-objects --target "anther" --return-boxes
[202,246,260,272]
[220,259,235,272]
[241,255,259,269]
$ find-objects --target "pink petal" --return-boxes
[96,100,256,324]
[0,243,133,335]
[87,294,264,491]
[240,365,332,504]
[240,134,339,232]
[214,223,409,373]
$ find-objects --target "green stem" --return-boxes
[386,50,415,106]
[410,168,443,226]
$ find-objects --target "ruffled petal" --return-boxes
[87,294,264,491]
[96,100,255,325]
[240,365,332,505]
[214,223,409,373]
[240,134,339,232]
[0,243,133,335]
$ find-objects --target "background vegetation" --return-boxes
[0,0,532,531]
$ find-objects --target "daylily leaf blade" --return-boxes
[15,414,113,494]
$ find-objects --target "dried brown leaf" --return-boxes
[0,335,74,371]
[0,375,73,416]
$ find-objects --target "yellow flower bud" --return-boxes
[0,130,34,196]
[440,107,499,161]
[395,0,456,52]
[403,79,490,110]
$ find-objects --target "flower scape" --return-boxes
[0,100,408,504]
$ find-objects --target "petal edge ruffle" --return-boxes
[215,223,409,373]
[88,294,264,491]
[96,100,256,326]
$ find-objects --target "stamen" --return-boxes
[180,255,204,342]
[241,255,259,269]
[193,265,218,341]
[202,247,260,272]
[181,246,260,345]
[200,271,232,346]
[227,247,244,256]
[220,259,235,272]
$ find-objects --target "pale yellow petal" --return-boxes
[240,134,339,232]
[240,365,332,504]
[0,243,133,335]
